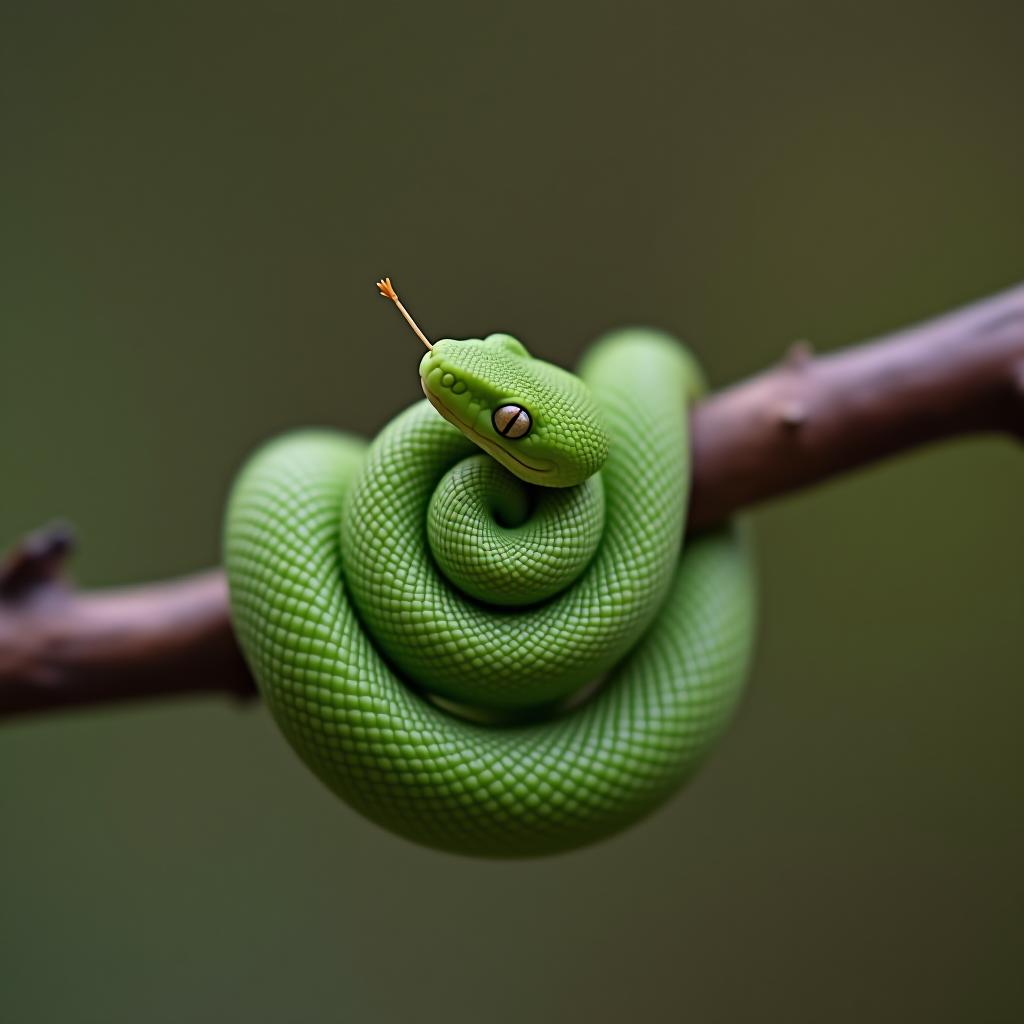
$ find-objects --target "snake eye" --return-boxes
[492,404,532,439]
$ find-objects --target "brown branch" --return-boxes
[0,528,255,717]
[688,282,1024,529]
[3,283,1023,719]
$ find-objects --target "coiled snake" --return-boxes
[224,282,756,856]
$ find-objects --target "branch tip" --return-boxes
[0,522,75,602]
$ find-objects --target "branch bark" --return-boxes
[3,283,1023,719]
[688,282,1024,529]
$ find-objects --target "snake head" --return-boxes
[419,334,609,488]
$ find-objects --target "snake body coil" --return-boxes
[225,328,756,857]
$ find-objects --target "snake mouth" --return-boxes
[420,380,554,477]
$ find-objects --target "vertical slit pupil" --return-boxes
[500,411,522,436]
[494,405,530,438]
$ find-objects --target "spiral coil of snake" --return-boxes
[224,283,756,857]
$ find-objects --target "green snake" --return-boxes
[224,306,757,857]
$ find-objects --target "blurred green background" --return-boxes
[2,2,1022,1021]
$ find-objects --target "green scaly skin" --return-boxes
[224,328,756,857]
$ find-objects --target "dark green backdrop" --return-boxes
[2,3,1022,1021]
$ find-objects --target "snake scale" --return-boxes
[224,288,756,857]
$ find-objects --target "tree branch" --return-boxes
[0,535,253,717]
[688,282,1024,529]
[3,283,1023,719]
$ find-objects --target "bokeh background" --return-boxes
[2,3,1023,1021]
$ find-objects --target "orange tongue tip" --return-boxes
[375,275,433,351]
